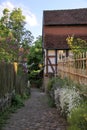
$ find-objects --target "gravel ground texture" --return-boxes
[2,88,67,130]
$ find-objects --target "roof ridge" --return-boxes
[43,8,87,12]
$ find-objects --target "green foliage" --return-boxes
[11,92,30,108]
[47,96,56,107]
[0,8,34,62]
[67,126,81,130]
[0,93,27,129]
[11,94,24,108]
[28,70,40,80]
[0,109,10,129]
[47,76,69,92]
[47,76,87,129]
[28,70,43,88]
[47,77,58,107]
[10,8,25,43]
[27,36,43,87]
[66,36,87,57]
[10,8,34,47]
[21,92,30,100]
[28,36,42,69]
[68,102,87,130]
[0,48,12,62]
[47,77,57,91]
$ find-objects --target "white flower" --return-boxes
[54,86,81,116]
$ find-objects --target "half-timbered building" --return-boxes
[42,8,87,77]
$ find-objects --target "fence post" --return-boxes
[86,52,87,75]
[14,62,18,74]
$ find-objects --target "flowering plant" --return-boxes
[54,87,81,117]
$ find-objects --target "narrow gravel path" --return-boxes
[2,88,67,130]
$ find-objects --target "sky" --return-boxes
[0,0,87,40]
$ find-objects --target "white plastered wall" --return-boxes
[44,49,56,74]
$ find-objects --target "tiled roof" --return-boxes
[44,34,87,49]
[43,8,87,25]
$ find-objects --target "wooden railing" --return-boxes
[58,53,87,85]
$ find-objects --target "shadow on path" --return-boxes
[2,88,67,130]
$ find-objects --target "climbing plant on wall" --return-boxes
[66,36,87,57]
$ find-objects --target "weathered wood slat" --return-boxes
[58,52,87,85]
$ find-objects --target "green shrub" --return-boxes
[28,69,43,88]
[11,94,24,108]
[47,96,56,107]
[0,109,10,129]
[0,94,26,129]
[29,70,40,80]
[67,125,81,130]
[21,92,30,100]
[47,77,58,92]
[68,102,87,130]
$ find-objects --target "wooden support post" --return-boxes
[46,49,48,75]
[55,50,57,76]
[86,52,87,75]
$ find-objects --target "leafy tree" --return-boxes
[19,29,34,61]
[10,8,25,44]
[0,36,18,62]
[0,8,34,62]
[9,8,34,46]
[9,8,34,61]
[27,36,43,86]
[0,48,12,62]
[0,8,10,37]
[27,35,43,70]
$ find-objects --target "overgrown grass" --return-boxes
[47,95,56,108]
[0,93,30,129]
[67,101,87,130]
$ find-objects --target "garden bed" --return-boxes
[47,76,87,130]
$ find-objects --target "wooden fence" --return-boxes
[0,62,29,111]
[0,62,16,98]
[58,53,87,85]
